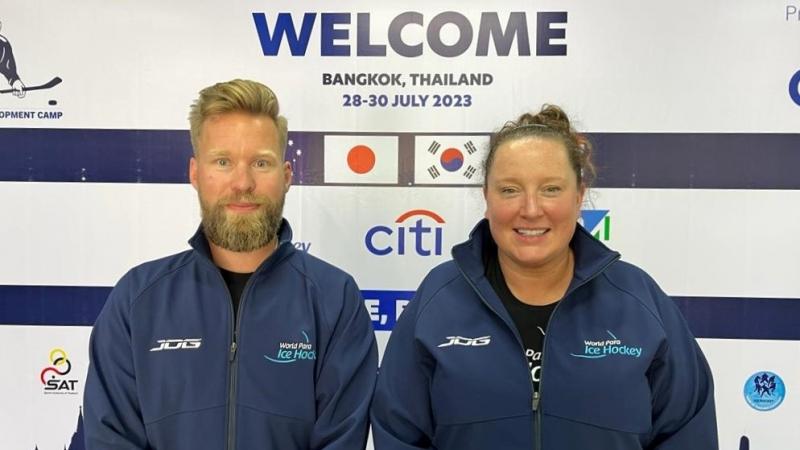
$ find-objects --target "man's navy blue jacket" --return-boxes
[372,220,717,449]
[84,221,378,450]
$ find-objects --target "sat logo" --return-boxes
[365,209,445,256]
[40,348,79,394]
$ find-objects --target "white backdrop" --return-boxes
[1,1,800,449]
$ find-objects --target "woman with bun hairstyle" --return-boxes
[371,105,718,450]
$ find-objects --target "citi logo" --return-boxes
[438,335,491,347]
[149,338,202,352]
[365,209,444,256]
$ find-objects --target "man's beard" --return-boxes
[199,192,284,252]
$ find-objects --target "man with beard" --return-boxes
[84,79,378,450]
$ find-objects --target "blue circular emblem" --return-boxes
[743,371,785,411]
[790,70,800,107]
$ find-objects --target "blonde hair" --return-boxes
[188,79,288,154]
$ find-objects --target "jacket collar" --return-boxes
[452,218,620,291]
[188,218,295,273]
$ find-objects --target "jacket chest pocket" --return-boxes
[541,345,653,434]
[238,334,318,421]
[429,337,532,426]
[136,338,229,423]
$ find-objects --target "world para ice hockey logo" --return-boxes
[264,331,317,364]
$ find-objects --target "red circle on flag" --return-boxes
[347,145,376,174]
[440,148,464,172]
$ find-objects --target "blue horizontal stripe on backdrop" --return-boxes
[1,128,799,188]
[1,285,799,340]
[0,129,193,184]
[0,285,110,327]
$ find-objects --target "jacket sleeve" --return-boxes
[370,292,435,450]
[310,276,379,450]
[83,274,150,450]
[0,37,21,84]
[646,285,718,450]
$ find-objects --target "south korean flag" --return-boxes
[413,135,489,185]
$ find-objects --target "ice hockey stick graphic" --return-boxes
[0,76,62,94]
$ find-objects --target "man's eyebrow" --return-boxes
[253,149,279,158]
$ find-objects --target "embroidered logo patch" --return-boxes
[264,331,316,364]
[570,330,642,359]
[437,335,491,348]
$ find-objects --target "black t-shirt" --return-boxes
[484,242,557,393]
[219,268,253,320]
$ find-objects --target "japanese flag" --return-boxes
[324,135,399,184]
[414,135,490,185]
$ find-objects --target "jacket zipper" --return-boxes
[456,253,620,450]
[534,255,620,450]
[532,391,541,450]
[534,300,563,450]
[191,232,289,450]
[220,270,256,450]
[454,266,536,448]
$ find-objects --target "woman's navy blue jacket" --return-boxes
[372,219,717,450]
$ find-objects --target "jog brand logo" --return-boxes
[363,290,413,331]
[264,331,316,364]
[40,348,78,394]
[789,69,800,107]
[570,330,642,359]
[149,338,202,352]
[252,11,568,57]
[365,209,444,256]
[438,335,491,348]
[743,371,785,411]
[580,209,611,241]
